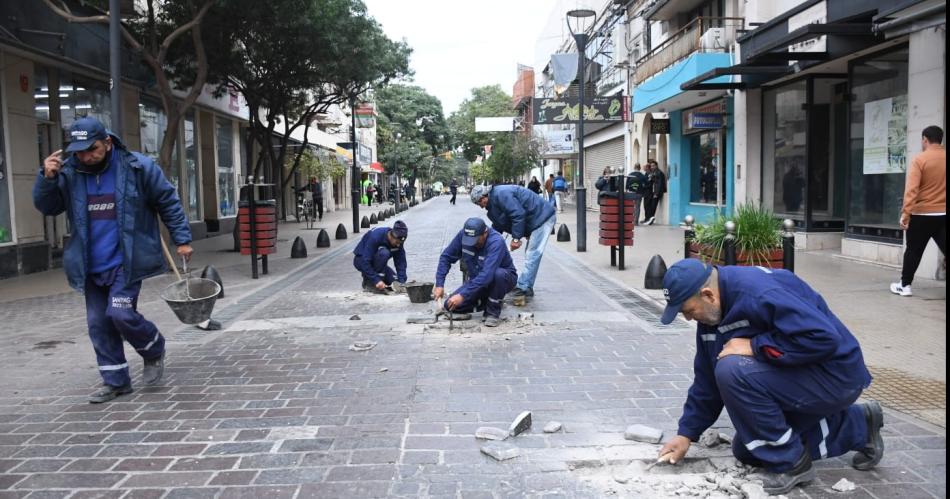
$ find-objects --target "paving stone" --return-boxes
[121,471,213,488]
[218,485,298,499]
[13,473,124,489]
[624,424,663,443]
[113,458,173,472]
[479,442,520,461]
[209,470,258,486]
[475,427,509,441]
[254,467,328,485]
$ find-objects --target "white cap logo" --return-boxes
[71,130,88,139]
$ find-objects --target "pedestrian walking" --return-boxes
[297,176,323,220]
[365,181,375,207]
[657,258,883,495]
[32,117,193,403]
[449,178,459,205]
[434,218,518,327]
[644,160,666,225]
[353,220,408,293]
[891,125,946,297]
[527,176,542,196]
[626,163,648,224]
[470,184,556,303]
[544,173,555,203]
[553,171,568,212]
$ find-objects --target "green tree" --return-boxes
[483,132,542,183]
[447,85,514,162]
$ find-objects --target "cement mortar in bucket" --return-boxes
[161,277,221,325]
[405,281,434,303]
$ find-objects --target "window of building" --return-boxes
[762,81,807,219]
[216,117,236,217]
[184,112,200,221]
[59,76,111,138]
[689,131,723,205]
[847,47,909,238]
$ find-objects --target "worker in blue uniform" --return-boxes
[353,220,408,293]
[433,218,518,327]
[469,184,555,302]
[657,259,884,495]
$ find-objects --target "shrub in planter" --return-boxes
[689,204,783,267]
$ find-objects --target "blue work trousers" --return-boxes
[445,268,517,318]
[715,355,869,473]
[84,266,164,387]
[355,248,396,285]
[516,214,556,291]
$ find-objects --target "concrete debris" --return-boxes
[740,482,769,499]
[509,411,532,437]
[517,312,534,322]
[480,442,520,461]
[543,421,563,433]
[831,478,856,492]
[475,426,509,441]
[406,315,437,324]
[349,341,377,352]
[700,428,723,447]
[349,314,361,320]
[624,424,663,444]
[718,432,734,444]
[378,368,388,373]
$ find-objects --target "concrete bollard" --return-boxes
[316,229,331,248]
[335,223,348,240]
[290,236,307,258]
[370,213,378,224]
[361,216,370,228]
[644,254,667,289]
[556,224,571,242]
[200,265,224,298]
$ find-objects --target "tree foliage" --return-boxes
[447,85,514,162]
[374,84,450,192]
[483,132,543,183]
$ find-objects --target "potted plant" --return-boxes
[689,204,784,268]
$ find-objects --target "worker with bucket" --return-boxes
[353,220,409,294]
[33,117,193,404]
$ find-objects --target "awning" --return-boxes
[370,162,384,173]
[681,65,791,91]
[873,0,945,38]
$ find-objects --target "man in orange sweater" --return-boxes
[891,126,946,297]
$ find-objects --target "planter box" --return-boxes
[688,242,784,268]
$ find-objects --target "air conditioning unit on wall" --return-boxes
[700,28,725,50]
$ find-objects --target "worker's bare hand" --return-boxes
[433,287,445,300]
[718,337,753,359]
[510,239,522,251]
[176,244,194,261]
[658,435,691,465]
[375,281,388,290]
[899,215,909,230]
[44,150,64,178]
[446,294,464,310]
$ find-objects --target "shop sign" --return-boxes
[682,100,726,134]
[787,1,827,57]
[863,95,908,175]
[533,95,631,124]
[358,143,372,165]
[355,102,376,128]
[689,113,724,129]
[542,129,575,155]
[650,118,670,134]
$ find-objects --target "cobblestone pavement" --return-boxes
[0,197,945,498]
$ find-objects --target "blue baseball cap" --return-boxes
[660,258,713,324]
[65,117,109,153]
[461,218,487,247]
[390,220,408,240]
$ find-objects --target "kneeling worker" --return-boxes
[657,259,883,495]
[353,220,408,293]
[434,218,517,327]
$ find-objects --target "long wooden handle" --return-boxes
[160,234,182,282]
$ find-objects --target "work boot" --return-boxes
[88,384,133,404]
[525,288,535,297]
[362,278,375,292]
[484,316,501,327]
[750,449,815,495]
[142,352,165,386]
[852,400,885,470]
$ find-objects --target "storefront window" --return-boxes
[763,81,807,218]
[60,76,111,135]
[34,68,51,122]
[848,47,909,235]
[184,112,200,221]
[690,131,722,204]
[216,117,236,216]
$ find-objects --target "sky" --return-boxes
[361,0,568,116]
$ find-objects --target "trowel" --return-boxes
[644,452,675,471]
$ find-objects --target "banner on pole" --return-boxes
[355,102,376,128]
[533,95,631,124]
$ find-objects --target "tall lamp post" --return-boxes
[350,99,361,234]
[394,132,402,212]
[567,8,595,253]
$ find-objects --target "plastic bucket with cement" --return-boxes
[405,281,434,303]
[160,277,221,324]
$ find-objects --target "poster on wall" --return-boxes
[863,95,907,175]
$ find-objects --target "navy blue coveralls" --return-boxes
[353,227,407,285]
[435,228,517,318]
[32,135,192,388]
[678,266,872,473]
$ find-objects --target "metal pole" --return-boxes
[109,0,123,136]
[724,220,737,266]
[683,215,695,258]
[782,219,796,272]
[351,100,361,234]
[574,33,589,252]
[618,174,625,270]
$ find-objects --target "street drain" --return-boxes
[864,366,946,427]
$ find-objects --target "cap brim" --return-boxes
[461,235,478,247]
[660,302,683,325]
[65,139,96,153]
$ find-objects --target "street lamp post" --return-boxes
[394,132,402,212]
[567,8,595,253]
[350,99,361,234]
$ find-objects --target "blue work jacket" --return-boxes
[435,228,516,298]
[677,265,872,441]
[486,185,556,240]
[353,227,408,284]
[32,134,192,291]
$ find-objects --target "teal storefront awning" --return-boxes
[632,52,734,113]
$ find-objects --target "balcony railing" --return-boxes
[633,16,745,85]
